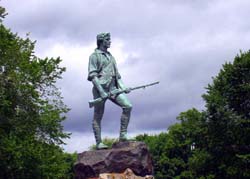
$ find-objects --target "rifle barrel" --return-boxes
[131,81,159,90]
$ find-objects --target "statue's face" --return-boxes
[102,36,111,48]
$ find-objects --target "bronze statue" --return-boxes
[88,33,132,149]
[88,33,159,149]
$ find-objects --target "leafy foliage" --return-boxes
[136,51,250,179]
[202,51,250,178]
[0,6,7,21]
[0,6,75,178]
[136,109,210,179]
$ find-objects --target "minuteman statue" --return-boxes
[88,33,132,149]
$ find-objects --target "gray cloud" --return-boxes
[4,0,250,43]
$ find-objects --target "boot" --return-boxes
[93,116,108,149]
[119,108,135,141]
[96,142,108,150]
[119,131,135,141]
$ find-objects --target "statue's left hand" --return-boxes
[124,87,131,94]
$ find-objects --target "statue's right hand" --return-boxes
[100,91,108,99]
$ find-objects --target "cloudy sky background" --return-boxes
[2,0,250,152]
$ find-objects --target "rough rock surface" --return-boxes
[99,168,154,179]
[74,141,153,179]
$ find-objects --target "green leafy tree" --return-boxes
[0,6,74,178]
[202,51,250,179]
[136,51,250,179]
[136,109,208,179]
[173,51,250,179]
[176,109,213,179]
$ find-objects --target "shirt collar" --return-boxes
[95,48,110,55]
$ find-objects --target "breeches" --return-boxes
[92,86,133,119]
[92,86,132,143]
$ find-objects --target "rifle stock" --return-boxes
[89,88,126,108]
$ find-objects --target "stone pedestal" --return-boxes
[74,141,153,179]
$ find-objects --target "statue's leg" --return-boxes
[110,93,133,141]
[92,88,107,148]
[93,101,105,145]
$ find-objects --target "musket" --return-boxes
[88,81,160,108]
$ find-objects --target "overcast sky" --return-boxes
[2,0,250,152]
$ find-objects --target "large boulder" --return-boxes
[74,141,153,179]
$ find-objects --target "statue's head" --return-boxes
[96,32,111,49]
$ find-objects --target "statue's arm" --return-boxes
[113,58,130,93]
[117,78,126,90]
[92,76,108,98]
[88,54,108,98]
[117,78,131,93]
[88,54,99,81]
